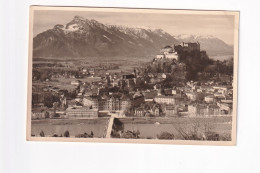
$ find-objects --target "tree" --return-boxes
[52,134,59,137]
[173,117,218,140]
[32,70,40,80]
[44,111,50,118]
[43,93,59,108]
[67,89,77,99]
[40,71,50,81]
[195,93,205,103]
[40,131,45,137]
[64,130,70,137]
[157,132,174,140]
[124,106,133,117]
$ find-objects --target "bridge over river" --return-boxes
[103,113,122,138]
[104,116,114,138]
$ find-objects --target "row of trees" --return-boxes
[32,85,79,108]
[145,59,178,74]
[32,68,86,81]
[39,130,70,137]
[33,70,51,81]
[31,92,60,108]
[204,59,233,76]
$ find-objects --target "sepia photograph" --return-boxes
[27,6,239,145]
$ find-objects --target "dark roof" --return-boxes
[164,89,173,95]
[163,45,172,49]
[144,90,157,99]
[120,94,131,101]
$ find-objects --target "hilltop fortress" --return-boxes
[156,42,201,61]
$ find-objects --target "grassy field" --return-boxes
[118,116,232,140]
[33,56,152,73]
[31,118,109,138]
[33,76,102,92]
[53,77,102,84]
[32,56,151,91]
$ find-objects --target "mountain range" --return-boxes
[33,16,233,58]
[175,34,233,56]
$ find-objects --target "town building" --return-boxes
[156,45,179,60]
[157,73,167,79]
[213,86,228,94]
[31,112,46,119]
[204,95,214,103]
[188,104,221,116]
[217,102,233,114]
[134,107,145,117]
[71,80,81,86]
[120,95,132,111]
[164,104,178,117]
[150,104,160,116]
[160,45,174,54]
[83,96,99,109]
[143,90,158,102]
[154,95,176,105]
[66,106,98,118]
[185,92,196,101]
[82,92,144,112]
[174,42,200,52]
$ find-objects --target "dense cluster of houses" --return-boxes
[31,42,233,119]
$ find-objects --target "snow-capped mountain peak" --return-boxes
[33,15,179,58]
[33,16,232,58]
[175,34,216,40]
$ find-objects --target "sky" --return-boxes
[33,10,235,45]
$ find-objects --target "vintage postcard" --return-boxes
[27,6,239,145]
